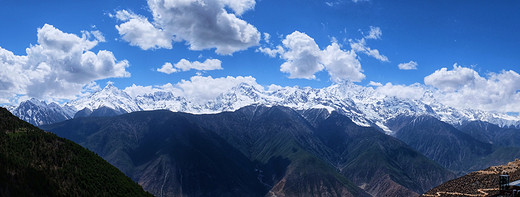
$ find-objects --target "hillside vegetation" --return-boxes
[0,107,152,197]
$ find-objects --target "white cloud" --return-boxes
[267,84,283,92]
[82,82,102,93]
[176,75,262,102]
[374,64,520,113]
[0,24,130,102]
[257,45,284,58]
[279,31,324,79]
[424,64,479,91]
[259,31,365,82]
[123,75,263,104]
[115,0,261,55]
[124,84,157,98]
[82,30,106,42]
[220,0,256,15]
[114,10,172,50]
[424,65,520,112]
[263,32,271,44]
[368,81,382,87]
[91,30,106,42]
[175,59,222,71]
[123,83,182,98]
[321,42,364,82]
[398,61,418,70]
[375,82,427,100]
[77,82,103,98]
[325,1,341,7]
[157,59,222,74]
[350,38,389,62]
[157,62,177,74]
[364,26,382,40]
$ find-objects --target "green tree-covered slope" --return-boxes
[0,107,152,197]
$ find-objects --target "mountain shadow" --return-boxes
[42,105,456,196]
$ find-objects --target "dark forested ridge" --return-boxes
[0,107,152,197]
[43,105,456,197]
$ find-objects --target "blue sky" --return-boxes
[0,0,519,112]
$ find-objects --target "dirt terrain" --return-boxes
[423,159,520,197]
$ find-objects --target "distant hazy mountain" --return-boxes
[458,121,520,147]
[387,115,520,174]
[42,106,455,196]
[0,107,151,196]
[8,82,520,130]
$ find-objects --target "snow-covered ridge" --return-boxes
[68,83,142,113]
[7,82,520,130]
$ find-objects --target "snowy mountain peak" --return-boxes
[9,98,74,126]
[25,98,46,107]
[69,83,141,113]
[100,83,128,96]
[7,82,520,129]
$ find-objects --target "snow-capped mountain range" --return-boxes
[7,82,520,132]
[9,98,76,126]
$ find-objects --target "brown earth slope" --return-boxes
[423,159,520,197]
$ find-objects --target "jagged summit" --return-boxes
[7,82,520,128]
[9,98,75,126]
[68,83,141,114]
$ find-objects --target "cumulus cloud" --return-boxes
[424,64,479,91]
[350,38,389,62]
[374,64,520,113]
[157,62,177,74]
[115,0,261,55]
[157,59,222,74]
[424,65,520,112]
[114,10,172,50]
[279,31,324,79]
[321,42,364,82]
[0,24,130,101]
[175,59,222,72]
[398,61,418,70]
[259,31,364,82]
